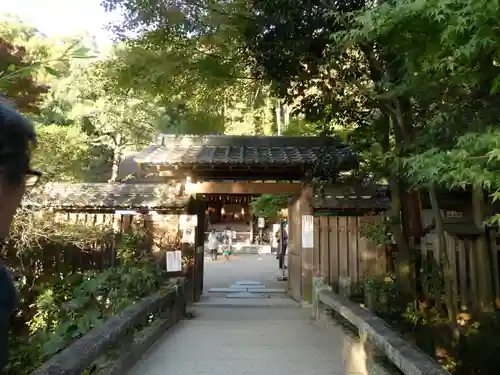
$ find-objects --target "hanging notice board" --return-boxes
[301,215,314,248]
[166,250,182,272]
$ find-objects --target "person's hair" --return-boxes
[0,103,36,185]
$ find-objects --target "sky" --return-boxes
[2,0,123,47]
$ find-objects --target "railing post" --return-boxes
[119,328,134,353]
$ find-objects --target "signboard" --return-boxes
[179,214,197,229]
[302,215,314,248]
[258,217,265,228]
[114,210,136,215]
[182,228,196,244]
[272,224,280,247]
[166,250,182,272]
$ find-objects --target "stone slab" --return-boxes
[246,288,286,294]
[209,287,248,293]
[225,292,270,299]
[234,280,262,285]
[196,297,298,308]
[229,284,266,289]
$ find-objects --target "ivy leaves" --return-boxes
[250,194,291,221]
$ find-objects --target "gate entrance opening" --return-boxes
[119,134,357,302]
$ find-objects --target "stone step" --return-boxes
[209,286,286,294]
[196,296,298,308]
[209,287,249,293]
[225,292,270,299]
[235,280,262,285]
[246,288,286,294]
[229,284,266,289]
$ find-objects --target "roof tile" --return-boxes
[26,182,189,209]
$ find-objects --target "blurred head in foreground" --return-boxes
[0,102,40,239]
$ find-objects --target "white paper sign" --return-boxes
[302,215,314,248]
[166,250,182,272]
[272,224,280,247]
[258,217,265,228]
[114,210,136,215]
[182,228,195,244]
[179,214,198,229]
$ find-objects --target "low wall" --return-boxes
[315,288,451,375]
[31,278,187,375]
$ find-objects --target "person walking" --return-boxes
[221,227,232,261]
[0,102,40,373]
[275,224,288,270]
[207,229,219,261]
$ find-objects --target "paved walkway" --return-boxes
[127,255,390,375]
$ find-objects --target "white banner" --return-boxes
[302,215,314,248]
[179,214,197,229]
[258,217,265,228]
[182,228,195,244]
[166,250,182,272]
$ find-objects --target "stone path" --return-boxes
[126,255,390,375]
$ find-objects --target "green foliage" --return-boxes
[33,125,111,182]
[364,275,406,323]
[93,0,500,373]
[4,222,164,375]
[250,194,291,221]
[359,218,394,248]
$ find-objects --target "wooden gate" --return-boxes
[190,198,205,302]
[287,187,314,302]
[288,197,302,301]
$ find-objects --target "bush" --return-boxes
[364,273,500,374]
[1,207,165,374]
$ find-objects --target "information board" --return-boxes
[179,214,197,229]
[166,250,182,272]
[258,217,265,228]
[301,215,314,248]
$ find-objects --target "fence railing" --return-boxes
[31,278,186,375]
[315,286,451,375]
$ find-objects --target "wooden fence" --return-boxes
[52,211,186,267]
[313,215,386,295]
[418,231,500,313]
[308,212,500,315]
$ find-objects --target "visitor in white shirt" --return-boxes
[208,229,219,261]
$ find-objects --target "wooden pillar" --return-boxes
[188,196,205,302]
[299,187,314,304]
[250,213,254,243]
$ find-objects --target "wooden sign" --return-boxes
[302,215,314,248]
[258,217,265,228]
[166,250,182,272]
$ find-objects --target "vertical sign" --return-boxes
[302,215,314,248]
[272,223,280,247]
[179,214,198,229]
[166,250,182,272]
[258,217,265,228]
[179,214,197,244]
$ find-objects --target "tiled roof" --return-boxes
[121,134,356,169]
[26,182,189,209]
[312,185,390,210]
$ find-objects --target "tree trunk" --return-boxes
[275,98,281,135]
[472,185,495,313]
[283,103,290,128]
[429,185,457,325]
[389,113,416,299]
[389,174,413,299]
[109,134,122,183]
